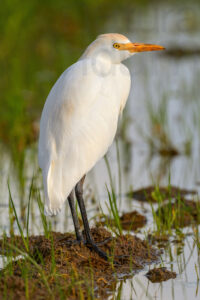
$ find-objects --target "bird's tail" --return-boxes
[42,160,67,216]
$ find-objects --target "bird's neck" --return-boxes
[81,48,112,62]
[81,54,118,77]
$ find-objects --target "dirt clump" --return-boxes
[145,267,176,282]
[96,211,147,231]
[0,227,160,299]
[120,211,147,230]
[128,186,196,203]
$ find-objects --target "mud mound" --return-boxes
[119,211,147,230]
[146,267,176,282]
[0,227,160,299]
[128,186,196,203]
[96,211,147,231]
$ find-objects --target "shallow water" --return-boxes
[0,1,200,299]
[108,202,200,300]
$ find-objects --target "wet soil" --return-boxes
[96,210,147,231]
[156,198,200,228]
[145,267,176,283]
[128,186,196,203]
[0,227,160,299]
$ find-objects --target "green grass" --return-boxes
[1,170,200,299]
[104,155,114,191]
[5,243,51,294]
[193,226,200,253]
[8,181,29,252]
[106,186,122,236]
[1,181,70,298]
[147,181,181,235]
[148,181,200,243]
[26,177,34,245]
[37,191,51,239]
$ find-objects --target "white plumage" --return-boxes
[38,33,164,216]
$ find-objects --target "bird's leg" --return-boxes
[56,191,83,245]
[75,176,109,261]
[68,191,83,242]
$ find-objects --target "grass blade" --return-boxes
[7,181,29,252]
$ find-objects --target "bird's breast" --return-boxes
[74,63,131,160]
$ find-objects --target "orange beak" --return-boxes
[119,42,165,53]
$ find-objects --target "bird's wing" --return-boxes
[38,60,130,215]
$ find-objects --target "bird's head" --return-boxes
[81,33,165,64]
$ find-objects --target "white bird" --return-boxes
[38,33,164,259]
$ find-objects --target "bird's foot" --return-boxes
[56,236,83,246]
[86,240,109,261]
[57,236,128,265]
[95,237,113,246]
[114,254,130,263]
[56,235,112,246]
[93,238,130,264]
[85,240,120,265]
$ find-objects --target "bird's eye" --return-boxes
[113,43,120,49]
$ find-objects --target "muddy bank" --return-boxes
[146,267,176,283]
[128,186,196,203]
[0,227,160,299]
[96,210,147,231]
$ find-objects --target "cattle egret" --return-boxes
[38,33,164,260]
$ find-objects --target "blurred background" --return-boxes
[1,1,200,298]
[0,0,200,229]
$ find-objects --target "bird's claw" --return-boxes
[56,236,83,246]
[95,237,113,246]
[57,236,128,265]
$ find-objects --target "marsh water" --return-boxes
[0,2,200,299]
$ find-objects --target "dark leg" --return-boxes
[68,191,83,241]
[57,191,83,245]
[75,176,109,261]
